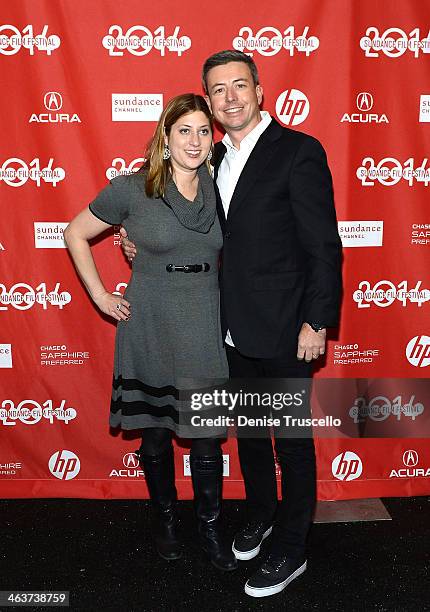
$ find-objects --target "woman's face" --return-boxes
[165,111,212,173]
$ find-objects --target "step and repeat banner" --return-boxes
[1,0,429,500]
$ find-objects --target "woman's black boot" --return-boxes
[190,454,237,571]
[136,446,183,561]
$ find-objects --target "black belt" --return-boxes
[166,263,210,273]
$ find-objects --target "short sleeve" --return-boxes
[88,175,130,225]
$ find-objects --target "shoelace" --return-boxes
[261,553,288,573]
[242,521,265,535]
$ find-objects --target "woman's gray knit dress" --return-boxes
[89,166,228,437]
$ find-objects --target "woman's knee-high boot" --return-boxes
[190,454,237,571]
[136,446,182,560]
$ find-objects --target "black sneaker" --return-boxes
[232,521,273,560]
[244,553,307,598]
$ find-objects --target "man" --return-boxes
[122,50,342,598]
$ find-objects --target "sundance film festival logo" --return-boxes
[360,26,430,58]
[338,221,383,247]
[102,25,191,57]
[0,399,76,426]
[106,157,145,180]
[332,451,362,481]
[356,157,430,187]
[389,450,430,478]
[49,450,80,480]
[0,158,65,187]
[276,89,309,126]
[0,24,60,55]
[353,280,430,309]
[111,94,163,122]
[0,344,12,368]
[29,91,81,124]
[109,452,144,478]
[0,282,71,312]
[349,394,424,423]
[340,92,388,124]
[406,336,430,368]
[232,25,319,57]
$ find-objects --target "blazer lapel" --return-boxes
[227,119,283,221]
[213,142,227,230]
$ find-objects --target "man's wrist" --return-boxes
[306,322,326,333]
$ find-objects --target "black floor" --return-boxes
[1,497,429,611]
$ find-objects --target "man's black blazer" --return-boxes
[213,117,342,359]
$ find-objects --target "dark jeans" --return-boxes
[226,345,316,558]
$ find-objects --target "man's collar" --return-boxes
[221,111,272,152]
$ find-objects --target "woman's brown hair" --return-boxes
[143,93,213,198]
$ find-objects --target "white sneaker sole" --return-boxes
[244,559,307,598]
[232,526,273,561]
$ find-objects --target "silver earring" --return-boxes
[163,144,170,160]
[207,149,213,161]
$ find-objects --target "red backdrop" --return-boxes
[1,0,429,500]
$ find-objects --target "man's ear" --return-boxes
[256,85,263,106]
[204,94,213,113]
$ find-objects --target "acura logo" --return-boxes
[44,91,63,111]
[123,452,139,468]
[356,92,373,112]
[402,449,418,467]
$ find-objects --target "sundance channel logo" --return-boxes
[419,95,430,123]
[0,344,13,368]
[34,222,68,248]
[338,221,383,247]
[111,94,163,122]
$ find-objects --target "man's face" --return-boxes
[205,61,263,136]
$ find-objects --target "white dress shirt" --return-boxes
[216,110,272,347]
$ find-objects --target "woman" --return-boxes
[64,94,236,571]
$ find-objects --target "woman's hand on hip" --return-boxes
[93,291,131,321]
